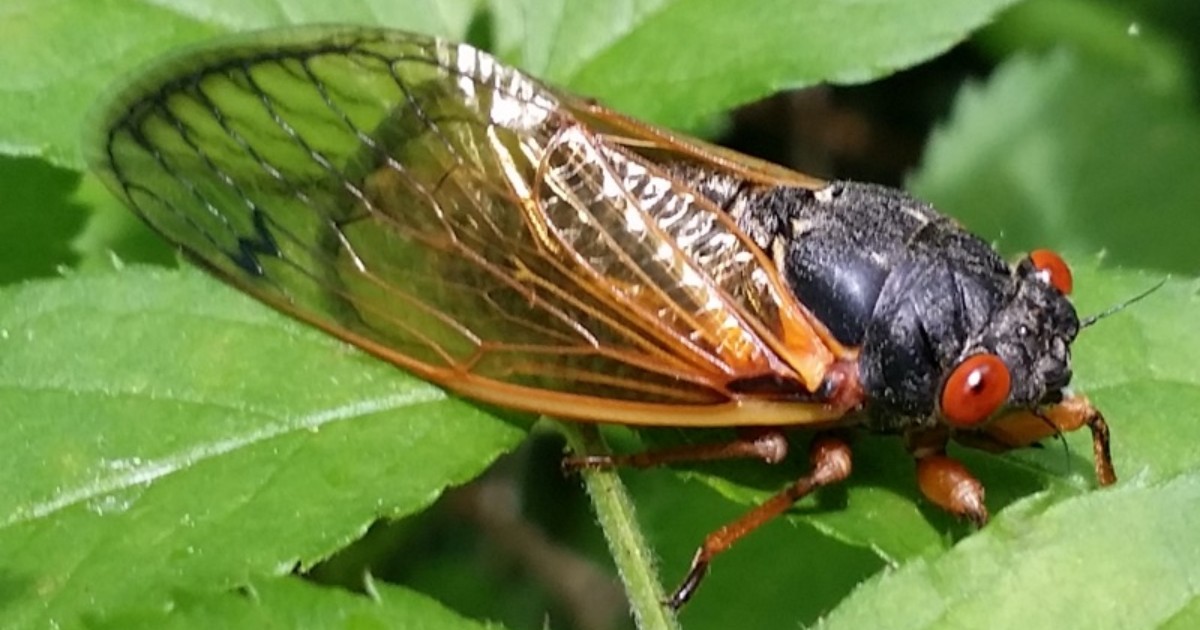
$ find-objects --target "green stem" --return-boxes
[557,423,680,630]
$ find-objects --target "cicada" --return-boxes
[89,25,1116,607]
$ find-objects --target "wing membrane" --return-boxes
[90,26,846,426]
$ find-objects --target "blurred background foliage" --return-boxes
[0,1,1198,629]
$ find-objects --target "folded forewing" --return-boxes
[91,26,842,424]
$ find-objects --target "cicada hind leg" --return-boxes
[562,427,791,472]
[565,430,854,609]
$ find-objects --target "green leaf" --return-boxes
[93,575,504,629]
[818,473,1200,630]
[0,156,86,283]
[0,267,525,628]
[68,173,176,272]
[976,0,1191,94]
[491,0,1023,130]
[911,50,1200,273]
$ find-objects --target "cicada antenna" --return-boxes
[1032,408,1072,477]
[1080,277,1167,328]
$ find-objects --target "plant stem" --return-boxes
[557,423,680,630]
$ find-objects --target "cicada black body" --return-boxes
[89,26,1113,608]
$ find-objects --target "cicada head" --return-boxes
[857,241,1081,432]
[979,253,1080,403]
[927,249,1081,430]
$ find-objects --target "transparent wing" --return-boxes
[89,26,848,426]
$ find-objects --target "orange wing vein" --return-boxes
[89,25,851,427]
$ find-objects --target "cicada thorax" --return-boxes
[750,181,1081,433]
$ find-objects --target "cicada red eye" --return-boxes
[1029,249,1073,295]
[940,353,1011,427]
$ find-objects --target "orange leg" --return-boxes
[665,435,852,609]
[1046,397,1116,486]
[908,429,989,526]
[563,429,790,472]
[977,395,1116,486]
[914,453,988,526]
[1085,411,1115,486]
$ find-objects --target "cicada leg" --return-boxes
[665,435,852,609]
[562,428,790,472]
[565,430,852,608]
[908,429,988,526]
[966,395,1116,487]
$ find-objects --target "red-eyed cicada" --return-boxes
[90,26,1115,607]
